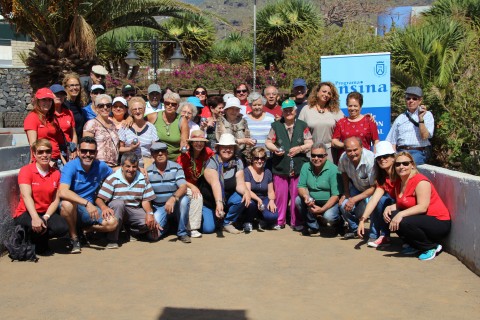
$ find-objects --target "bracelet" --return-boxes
[85,200,89,207]
[216,199,223,203]
[44,214,50,219]
[268,198,275,201]
[147,211,154,216]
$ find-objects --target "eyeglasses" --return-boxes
[80,149,97,155]
[123,93,135,97]
[195,90,206,95]
[376,154,394,161]
[96,103,112,109]
[164,101,178,107]
[236,89,248,94]
[91,90,105,95]
[395,161,412,167]
[36,149,52,155]
[253,156,266,161]
[265,92,277,96]
[67,84,81,88]
[406,97,419,101]
[311,153,327,159]
[181,110,193,116]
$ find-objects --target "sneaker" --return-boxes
[178,235,192,243]
[273,224,285,230]
[301,228,319,237]
[71,238,81,254]
[79,233,90,246]
[223,224,242,234]
[292,225,304,232]
[367,235,391,248]
[418,244,442,261]
[401,245,420,255]
[190,230,202,238]
[343,232,359,240]
[243,222,253,233]
[106,242,119,249]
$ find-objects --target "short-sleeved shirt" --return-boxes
[206,155,244,195]
[176,147,215,184]
[83,119,120,167]
[244,167,273,198]
[14,163,60,218]
[263,104,282,119]
[144,101,164,117]
[97,169,156,207]
[55,107,76,142]
[83,103,97,121]
[60,158,113,202]
[378,177,395,198]
[118,123,158,159]
[332,115,379,150]
[298,106,344,146]
[298,161,341,202]
[244,113,275,147]
[386,109,434,147]
[147,161,186,206]
[338,148,376,192]
[24,112,63,159]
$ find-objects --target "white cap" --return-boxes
[223,93,235,103]
[224,97,241,110]
[216,133,237,146]
[374,141,395,158]
[112,96,127,106]
[91,84,105,91]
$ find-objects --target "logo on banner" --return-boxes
[375,61,386,77]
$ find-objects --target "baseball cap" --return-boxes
[35,88,55,100]
[148,84,161,94]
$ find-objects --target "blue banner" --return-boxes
[320,52,391,140]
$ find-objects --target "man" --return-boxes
[83,84,105,120]
[144,83,163,119]
[147,142,191,243]
[263,85,282,121]
[386,86,434,165]
[292,78,308,116]
[59,136,118,253]
[96,152,159,249]
[337,136,376,239]
[122,84,136,101]
[296,143,342,236]
[80,65,108,99]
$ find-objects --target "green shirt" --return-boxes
[154,111,181,161]
[298,160,341,202]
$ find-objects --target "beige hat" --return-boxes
[91,65,108,75]
[188,130,209,142]
[216,133,237,146]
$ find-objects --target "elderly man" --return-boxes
[386,86,434,165]
[144,83,163,120]
[83,84,105,120]
[296,143,342,236]
[80,65,108,97]
[338,136,376,239]
[292,78,308,116]
[59,136,118,253]
[147,142,191,243]
[96,152,159,249]
[263,85,282,121]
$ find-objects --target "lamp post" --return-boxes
[253,0,257,93]
[124,39,185,83]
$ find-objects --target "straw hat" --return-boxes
[188,130,209,142]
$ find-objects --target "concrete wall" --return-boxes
[0,145,30,171]
[0,169,20,253]
[419,165,480,275]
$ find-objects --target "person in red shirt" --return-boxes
[14,139,68,255]
[262,85,282,120]
[383,152,451,261]
[176,130,215,238]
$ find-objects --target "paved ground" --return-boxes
[0,227,479,320]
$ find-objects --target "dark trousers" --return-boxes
[393,211,451,251]
[14,211,68,250]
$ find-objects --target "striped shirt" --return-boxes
[147,161,187,206]
[244,113,275,147]
[118,123,159,159]
[97,169,155,207]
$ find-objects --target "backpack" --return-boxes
[3,225,39,262]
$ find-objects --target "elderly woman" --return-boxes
[24,88,65,167]
[244,92,275,149]
[205,96,224,148]
[118,97,158,168]
[148,92,189,160]
[243,147,278,232]
[83,94,120,167]
[332,91,379,154]
[178,101,201,134]
[383,152,451,261]
[298,81,344,162]
[216,97,255,163]
[62,72,86,139]
[13,139,68,255]
[265,99,313,230]
[197,133,251,234]
[176,130,215,238]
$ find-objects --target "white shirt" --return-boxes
[338,148,376,192]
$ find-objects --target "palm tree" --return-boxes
[0,0,203,89]
[205,32,254,65]
[423,0,480,28]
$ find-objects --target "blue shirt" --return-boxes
[83,103,97,121]
[60,158,113,202]
[147,161,186,206]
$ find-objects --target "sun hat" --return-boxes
[374,141,396,159]
[405,86,423,97]
[186,96,204,108]
[92,65,108,75]
[112,97,128,106]
[292,78,307,89]
[281,99,296,109]
[224,97,241,110]
[35,88,55,100]
[148,84,161,94]
[150,142,168,152]
[188,129,209,142]
[49,84,66,94]
[216,133,237,146]
[223,93,235,102]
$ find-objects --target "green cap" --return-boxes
[281,99,296,109]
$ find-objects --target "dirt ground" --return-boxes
[0,227,479,320]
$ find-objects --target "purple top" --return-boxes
[244,167,273,198]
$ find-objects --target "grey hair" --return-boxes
[121,152,139,165]
[95,94,112,105]
[247,92,266,105]
[177,102,198,117]
[163,92,181,103]
[311,142,328,152]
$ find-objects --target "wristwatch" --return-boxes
[359,216,366,222]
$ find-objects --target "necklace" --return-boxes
[317,106,326,114]
[163,113,173,136]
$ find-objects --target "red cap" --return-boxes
[35,88,56,100]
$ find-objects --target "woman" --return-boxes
[198,133,251,234]
[234,83,252,115]
[118,97,158,168]
[176,130,215,238]
[244,92,275,149]
[332,91,379,154]
[357,141,396,247]
[243,147,278,232]
[383,152,451,261]
[83,94,120,167]
[110,96,131,130]
[215,97,255,163]
[148,92,189,161]
[265,99,313,230]
[13,139,68,255]
[205,96,224,148]
[298,81,344,162]
[62,73,86,140]
[193,86,210,117]
[24,88,65,166]
[178,101,202,134]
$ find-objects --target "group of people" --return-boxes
[14,65,451,262]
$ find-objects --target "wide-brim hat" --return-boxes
[188,129,209,142]
[216,133,237,146]
[374,141,395,158]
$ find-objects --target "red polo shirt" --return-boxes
[24,112,63,159]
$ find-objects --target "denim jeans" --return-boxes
[201,192,245,234]
[369,193,394,239]
[295,196,340,230]
[245,196,278,225]
[398,148,428,165]
[153,195,190,237]
[76,203,103,227]
[339,184,369,233]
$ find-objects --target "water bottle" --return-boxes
[180,146,188,153]
[289,157,295,176]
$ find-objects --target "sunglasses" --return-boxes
[236,89,248,94]
[395,161,412,167]
[253,156,266,161]
[36,149,52,155]
[112,104,126,109]
[406,97,419,101]
[96,103,112,109]
[164,101,178,107]
[311,153,327,159]
[67,84,81,88]
[93,73,105,78]
[91,90,105,95]
[376,154,394,160]
[80,149,97,155]
[123,93,135,97]
[195,90,206,95]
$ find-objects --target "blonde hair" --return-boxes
[392,151,418,181]
[62,72,86,106]
[128,96,146,113]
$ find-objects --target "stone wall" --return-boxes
[0,67,32,112]
[11,40,34,67]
